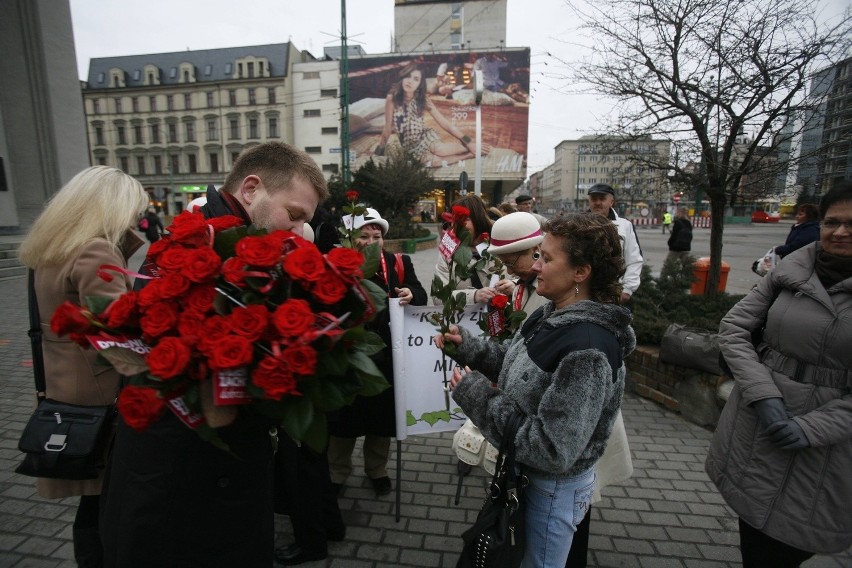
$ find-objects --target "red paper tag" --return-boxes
[486,309,506,337]
[87,333,151,355]
[438,231,461,262]
[167,395,205,429]
[213,368,252,405]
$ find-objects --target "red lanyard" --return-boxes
[379,252,389,284]
[514,282,525,311]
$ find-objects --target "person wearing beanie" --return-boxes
[587,183,644,303]
[515,194,547,225]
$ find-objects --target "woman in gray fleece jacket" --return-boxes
[437,213,636,567]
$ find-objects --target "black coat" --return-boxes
[668,218,693,252]
[101,186,275,568]
[142,211,164,243]
[775,220,819,258]
[329,250,428,438]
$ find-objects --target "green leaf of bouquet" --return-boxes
[315,342,349,377]
[360,243,381,279]
[84,295,113,316]
[278,396,316,441]
[360,279,388,314]
[508,310,527,324]
[348,351,385,382]
[355,331,386,357]
[298,414,329,453]
[456,293,467,310]
[213,226,248,259]
[454,245,473,268]
[357,372,390,398]
[305,378,347,412]
[99,346,149,376]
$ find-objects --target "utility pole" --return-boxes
[339,0,351,188]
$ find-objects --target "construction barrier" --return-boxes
[628,216,711,228]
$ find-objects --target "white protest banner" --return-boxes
[389,299,484,440]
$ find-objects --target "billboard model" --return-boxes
[347,49,530,182]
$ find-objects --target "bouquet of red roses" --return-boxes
[50,211,388,451]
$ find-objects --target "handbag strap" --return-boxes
[489,411,524,498]
[27,270,47,400]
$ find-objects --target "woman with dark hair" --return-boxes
[376,63,492,167]
[774,203,820,258]
[707,182,852,567]
[433,194,510,306]
[436,213,636,567]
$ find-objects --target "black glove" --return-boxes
[374,144,385,157]
[752,397,789,426]
[765,419,810,450]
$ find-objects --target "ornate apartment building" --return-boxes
[82,43,342,213]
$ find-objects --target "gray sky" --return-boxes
[69,0,847,178]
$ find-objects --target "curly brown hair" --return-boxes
[543,213,625,304]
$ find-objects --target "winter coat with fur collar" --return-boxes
[451,300,635,479]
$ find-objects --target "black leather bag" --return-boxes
[660,324,723,375]
[16,399,114,480]
[456,412,526,568]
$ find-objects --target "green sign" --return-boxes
[179,185,206,193]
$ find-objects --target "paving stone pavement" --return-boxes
[0,237,850,567]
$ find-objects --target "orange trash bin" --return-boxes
[690,257,730,294]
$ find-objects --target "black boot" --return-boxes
[73,526,104,568]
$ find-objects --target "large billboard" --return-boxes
[347,49,530,182]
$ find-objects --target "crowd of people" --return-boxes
[17,142,851,567]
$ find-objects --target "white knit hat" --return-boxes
[342,207,389,236]
[487,212,544,255]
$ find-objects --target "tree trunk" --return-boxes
[706,192,726,297]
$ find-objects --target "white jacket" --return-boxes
[610,209,643,296]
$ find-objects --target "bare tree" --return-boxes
[564,0,850,294]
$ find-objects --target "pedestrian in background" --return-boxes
[774,203,820,259]
[706,182,852,567]
[139,207,164,243]
[18,166,148,567]
[667,207,693,261]
[662,210,673,234]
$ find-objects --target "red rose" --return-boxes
[156,247,190,273]
[236,234,282,267]
[158,273,191,300]
[140,301,179,338]
[50,302,95,336]
[117,386,166,432]
[209,334,254,370]
[491,294,509,310]
[251,356,300,399]
[326,247,364,278]
[137,278,168,307]
[283,246,325,283]
[105,292,139,329]
[183,247,222,283]
[281,345,317,376]
[183,284,217,314]
[346,190,359,202]
[177,312,205,346]
[221,257,248,286]
[311,274,348,304]
[145,238,170,261]
[228,304,269,342]
[207,215,243,232]
[166,211,210,246]
[197,315,232,355]
[146,336,191,379]
[452,205,470,223]
[272,299,314,337]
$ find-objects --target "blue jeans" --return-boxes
[521,467,595,568]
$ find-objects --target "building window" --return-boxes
[209,153,219,173]
[225,62,232,75]
[185,122,195,142]
[132,97,139,112]
[154,155,162,174]
[188,154,197,174]
[93,99,100,114]
[207,119,218,141]
[237,63,243,78]
[119,156,129,172]
[303,109,321,117]
[320,89,337,98]
[259,61,265,75]
[95,126,104,146]
[207,92,214,107]
[115,98,123,113]
[247,62,255,78]
[268,88,276,104]
[150,123,160,143]
[268,117,278,138]
[248,88,256,105]
[117,126,126,145]
[167,95,174,111]
[305,146,322,154]
[136,156,146,175]
[133,125,143,144]
[168,123,178,143]
[205,64,212,76]
[302,71,319,79]
[249,118,258,139]
[97,72,105,84]
[170,154,180,174]
[183,70,190,82]
[149,96,157,111]
[229,90,237,106]
[169,67,177,79]
[322,164,339,173]
[184,93,192,109]
[229,119,239,139]
[321,126,338,135]
[96,156,107,166]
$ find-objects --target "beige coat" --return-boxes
[32,232,143,499]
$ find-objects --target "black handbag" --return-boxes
[15,270,115,480]
[456,412,526,568]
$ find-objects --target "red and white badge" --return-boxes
[167,395,205,429]
[486,308,506,337]
[213,367,252,406]
[438,231,461,262]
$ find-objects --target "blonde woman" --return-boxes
[19,166,148,568]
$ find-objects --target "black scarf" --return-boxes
[815,249,852,289]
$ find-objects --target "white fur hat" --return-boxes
[342,207,389,236]
[487,212,544,255]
